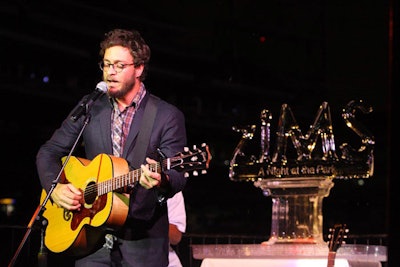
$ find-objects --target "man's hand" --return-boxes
[139,157,162,189]
[51,183,82,210]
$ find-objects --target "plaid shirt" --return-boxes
[111,83,146,156]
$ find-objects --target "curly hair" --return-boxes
[99,29,151,81]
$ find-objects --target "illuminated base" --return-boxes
[254,177,334,245]
[191,243,329,259]
[191,243,387,262]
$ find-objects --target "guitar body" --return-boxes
[40,154,130,257]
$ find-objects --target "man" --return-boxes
[36,28,187,267]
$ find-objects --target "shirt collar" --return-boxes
[109,82,147,109]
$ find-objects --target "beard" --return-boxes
[107,78,136,99]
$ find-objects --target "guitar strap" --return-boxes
[130,94,159,168]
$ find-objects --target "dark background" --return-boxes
[0,0,396,265]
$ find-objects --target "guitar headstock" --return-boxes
[170,143,212,177]
[327,223,349,252]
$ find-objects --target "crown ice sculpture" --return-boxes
[229,100,374,245]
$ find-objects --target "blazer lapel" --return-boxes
[100,107,113,154]
[122,94,149,159]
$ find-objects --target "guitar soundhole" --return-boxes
[84,181,98,204]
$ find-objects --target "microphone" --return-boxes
[70,81,108,122]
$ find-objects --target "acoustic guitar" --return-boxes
[327,223,348,267]
[39,143,211,257]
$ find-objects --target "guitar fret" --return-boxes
[127,172,131,184]
[114,176,118,190]
[123,173,129,186]
[122,174,127,187]
[131,169,139,184]
[132,170,139,183]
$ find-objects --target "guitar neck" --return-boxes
[90,143,211,196]
[97,162,161,195]
[327,251,337,267]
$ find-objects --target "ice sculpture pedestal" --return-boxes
[254,177,334,245]
[192,177,387,263]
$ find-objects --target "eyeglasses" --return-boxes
[99,61,135,73]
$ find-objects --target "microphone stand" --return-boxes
[8,114,92,267]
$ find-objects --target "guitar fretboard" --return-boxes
[96,162,161,196]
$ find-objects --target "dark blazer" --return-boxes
[36,90,187,263]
